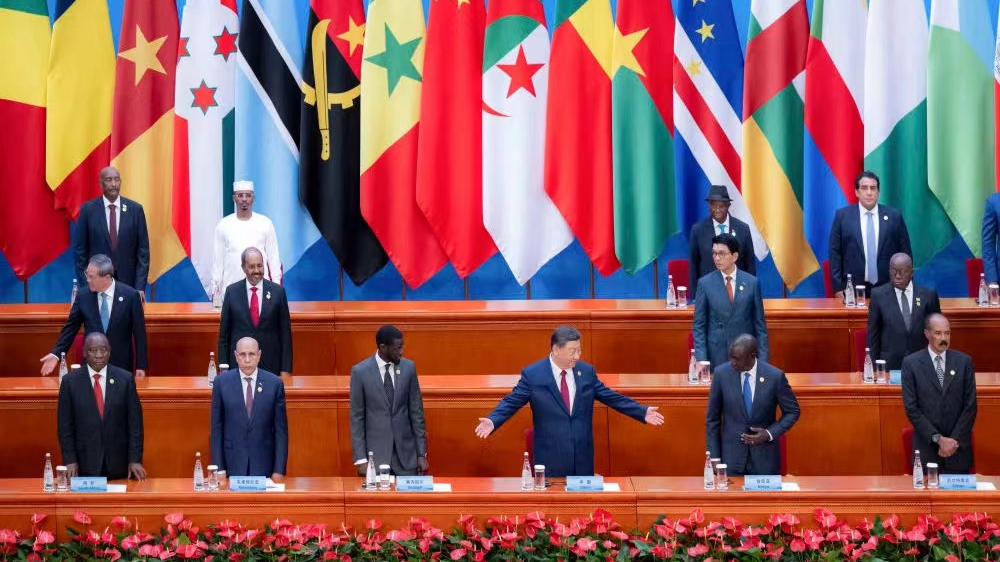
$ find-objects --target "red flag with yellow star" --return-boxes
[111,0,186,282]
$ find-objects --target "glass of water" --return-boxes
[698,361,712,385]
[926,463,939,489]
[990,284,1000,307]
[677,286,688,308]
[854,285,866,308]
[875,360,888,384]
[55,466,68,491]
[377,464,391,490]
[533,465,546,490]
[715,463,728,490]
[206,465,219,491]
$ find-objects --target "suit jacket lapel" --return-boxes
[100,202,114,250]
[370,358,392,411]
[848,206,864,253]
[101,371,117,421]
[107,285,126,329]
[547,367,571,416]
[727,371,749,421]
[941,354,957,395]
[918,353,942,394]
[885,286,907,332]
[876,211,890,255]
[258,283,272,324]
[249,375,264,426]
[235,283,252,326]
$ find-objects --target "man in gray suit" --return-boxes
[349,325,428,476]
[693,233,769,371]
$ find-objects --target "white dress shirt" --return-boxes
[740,360,773,441]
[859,203,881,282]
[245,279,264,309]
[896,281,914,318]
[719,266,739,287]
[104,196,120,235]
[99,279,116,318]
[211,213,282,296]
[549,356,575,413]
[374,351,397,387]
[713,217,731,236]
[87,364,108,398]
[240,369,259,401]
[928,348,947,368]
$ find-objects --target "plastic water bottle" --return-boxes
[193,452,205,491]
[521,452,533,491]
[207,352,217,387]
[703,451,714,490]
[365,451,377,489]
[43,453,54,492]
[688,349,698,384]
[862,348,874,383]
[912,450,924,489]
[844,274,856,307]
[70,278,79,306]
[58,353,69,384]
[665,275,677,308]
[979,273,989,307]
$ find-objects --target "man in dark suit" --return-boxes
[475,326,664,477]
[210,336,288,480]
[828,170,912,299]
[689,185,756,297]
[693,233,769,371]
[705,334,799,476]
[983,192,1000,284]
[867,253,942,370]
[350,325,428,476]
[57,332,145,480]
[218,247,292,377]
[902,314,977,474]
[40,254,148,377]
[74,167,150,296]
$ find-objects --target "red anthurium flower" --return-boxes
[944,556,960,562]
[111,516,132,530]
[650,544,672,558]
[449,547,466,560]
[687,509,705,525]
[722,516,742,530]
[164,513,184,526]
[0,529,19,544]
[814,509,837,529]
[30,513,46,525]
[686,543,708,557]
[26,553,41,562]
[365,519,382,531]
[73,510,92,525]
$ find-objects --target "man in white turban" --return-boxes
[211,181,282,304]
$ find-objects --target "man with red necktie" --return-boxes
[475,326,664,477]
[218,247,292,377]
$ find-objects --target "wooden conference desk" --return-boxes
[2,476,999,540]
[0,298,996,378]
[2,374,998,479]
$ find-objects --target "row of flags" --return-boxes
[1,0,999,294]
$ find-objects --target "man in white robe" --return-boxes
[211,181,282,304]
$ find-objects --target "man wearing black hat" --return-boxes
[689,185,756,296]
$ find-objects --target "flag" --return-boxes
[544,0,619,276]
[110,0,186,282]
[416,0,496,278]
[929,0,996,257]
[612,0,675,275]
[236,0,321,277]
[742,0,817,290]
[299,0,388,286]
[0,0,71,279]
[46,0,115,219]
[864,0,954,267]
[360,0,448,288]
[174,0,239,296]
[802,0,866,262]
[673,0,767,261]
[482,0,572,285]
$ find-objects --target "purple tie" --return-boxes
[559,370,571,412]
[244,377,254,417]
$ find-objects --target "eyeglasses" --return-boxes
[712,251,732,258]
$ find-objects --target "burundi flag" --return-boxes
[612,0,675,275]
[545,0,619,276]
[360,0,449,289]
[174,0,239,297]
[742,0,817,290]
[111,0,186,282]
[482,0,572,285]
[417,0,496,278]
[864,0,954,267]
[300,0,388,287]
[929,0,996,257]
[46,0,115,219]
[0,0,71,279]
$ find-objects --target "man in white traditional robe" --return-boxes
[211,181,282,304]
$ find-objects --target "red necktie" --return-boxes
[250,287,260,327]
[559,370,571,412]
[726,276,734,302]
[108,204,118,251]
[93,374,104,418]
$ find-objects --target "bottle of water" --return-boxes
[43,453,54,492]
[862,348,875,383]
[665,275,677,308]
[365,451,377,489]
[912,450,924,489]
[688,349,698,384]
[70,278,79,306]
[58,353,69,385]
[193,452,205,491]
[207,352,217,387]
[521,452,533,491]
[979,273,989,307]
[703,451,714,490]
[844,274,856,307]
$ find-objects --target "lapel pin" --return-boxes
[265,291,271,300]
[118,296,124,302]
[759,377,764,383]
[576,370,582,377]
[122,204,128,213]
[739,285,745,291]
[916,298,922,307]
[950,370,955,376]
[882,215,888,221]
[257,385,263,393]
[395,368,401,375]
[109,379,116,385]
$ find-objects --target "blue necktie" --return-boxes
[718,224,726,234]
[100,293,110,332]
[742,373,752,416]
[865,211,877,283]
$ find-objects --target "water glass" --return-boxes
[216,470,227,490]
[926,463,939,489]
[533,464,546,490]
[206,465,219,491]
[714,463,728,490]
[698,361,712,385]
[377,464,391,490]
[710,458,721,475]
[677,286,688,308]
[854,285,866,308]
[55,466,68,491]
[875,360,888,384]
[990,284,1000,307]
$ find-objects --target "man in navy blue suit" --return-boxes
[693,233,768,371]
[40,254,148,377]
[474,326,664,477]
[74,167,150,296]
[689,185,756,297]
[705,334,799,476]
[982,192,1000,284]
[828,170,911,299]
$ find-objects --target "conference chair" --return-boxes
[822,260,834,298]
[967,258,984,298]
[902,427,975,475]
[667,259,689,296]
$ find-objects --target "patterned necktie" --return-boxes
[250,287,260,327]
[93,374,104,418]
[718,224,726,234]
[244,377,254,417]
[383,363,395,409]
[934,355,945,389]
[900,288,911,331]
[559,370,571,412]
[865,211,878,283]
[726,276,734,302]
[100,293,110,332]
[742,373,752,416]
[108,204,118,251]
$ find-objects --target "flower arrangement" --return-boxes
[2,508,999,561]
